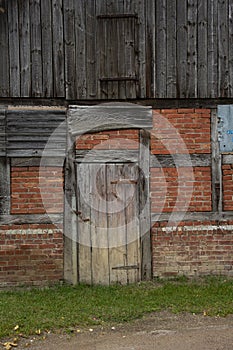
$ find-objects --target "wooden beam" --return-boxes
[68,105,153,135]
[76,150,138,163]
[151,211,233,223]
[212,109,222,212]
[0,214,63,225]
[139,130,151,280]
[150,154,211,168]
[0,157,10,215]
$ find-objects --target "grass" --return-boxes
[0,276,233,339]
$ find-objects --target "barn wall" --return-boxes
[1,105,233,286]
[0,0,233,100]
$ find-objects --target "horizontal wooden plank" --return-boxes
[7,149,66,157]
[222,154,233,164]
[150,154,211,167]
[11,157,64,167]
[151,211,233,223]
[0,214,63,225]
[68,105,152,135]
[6,109,66,156]
[76,150,138,163]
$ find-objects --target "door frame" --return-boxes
[64,103,152,284]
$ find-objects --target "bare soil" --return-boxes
[11,311,233,350]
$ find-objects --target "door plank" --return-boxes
[76,163,92,284]
[107,164,128,285]
[90,164,110,285]
[124,163,140,283]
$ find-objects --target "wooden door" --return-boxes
[76,162,141,285]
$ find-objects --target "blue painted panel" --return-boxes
[217,105,233,153]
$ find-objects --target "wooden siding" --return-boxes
[6,109,66,157]
[0,0,233,100]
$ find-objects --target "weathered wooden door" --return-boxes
[76,161,141,285]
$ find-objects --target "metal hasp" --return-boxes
[218,105,233,153]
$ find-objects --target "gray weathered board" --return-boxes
[76,162,141,285]
[1,0,233,100]
[68,105,152,135]
[6,109,66,157]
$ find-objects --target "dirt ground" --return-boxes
[9,311,233,350]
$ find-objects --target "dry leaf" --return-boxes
[35,329,41,335]
[13,325,19,331]
[3,342,18,350]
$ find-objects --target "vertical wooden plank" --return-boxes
[64,116,78,284]
[218,0,229,97]
[90,164,110,285]
[64,0,76,100]
[146,0,156,97]
[0,0,9,97]
[86,0,97,99]
[207,0,218,98]
[177,0,187,98]
[212,109,222,212]
[52,0,65,97]
[0,157,10,215]
[96,0,107,99]
[18,0,31,97]
[8,0,20,97]
[124,163,141,284]
[186,0,198,98]
[197,0,208,97]
[139,130,151,280]
[155,0,167,98]
[108,163,127,285]
[74,0,87,99]
[166,0,177,97]
[105,0,118,99]
[76,163,92,284]
[41,0,53,97]
[30,0,43,97]
[229,1,233,96]
[135,0,146,98]
[117,0,126,99]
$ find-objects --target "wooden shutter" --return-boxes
[97,14,139,99]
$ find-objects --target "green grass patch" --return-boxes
[0,277,233,339]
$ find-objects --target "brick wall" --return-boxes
[151,109,211,154]
[150,109,212,214]
[76,129,139,150]
[0,224,63,287]
[150,167,212,213]
[223,164,233,211]
[152,222,233,278]
[11,167,63,214]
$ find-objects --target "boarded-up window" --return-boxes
[97,14,139,99]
